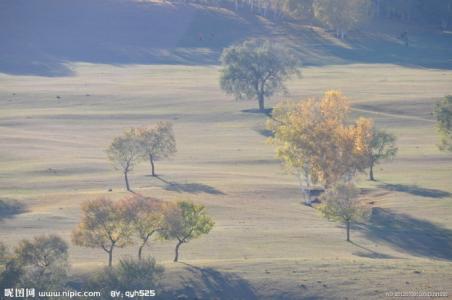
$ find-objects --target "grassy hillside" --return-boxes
[2,0,452,77]
[1,63,451,299]
[1,1,452,299]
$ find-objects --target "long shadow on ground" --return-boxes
[360,208,452,260]
[159,263,257,300]
[378,183,452,199]
[154,176,225,195]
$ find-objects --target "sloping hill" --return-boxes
[1,0,452,77]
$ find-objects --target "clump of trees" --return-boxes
[71,196,214,266]
[220,39,301,113]
[268,90,399,241]
[434,95,452,152]
[0,235,165,298]
[0,235,70,296]
[160,201,215,262]
[107,122,176,191]
[268,90,398,196]
[319,182,370,241]
[313,0,371,39]
[174,0,452,30]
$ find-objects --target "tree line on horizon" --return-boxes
[175,0,452,31]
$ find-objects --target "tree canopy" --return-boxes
[107,128,144,191]
[268,90,372,188]
[319,182,369,241]
[118,195,164,260]
[220,39,300,112]
[137,121,177,177]
[160,201,214,262]
[362,126,398,180]
[72,197,133,267]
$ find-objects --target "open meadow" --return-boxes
[1,62,452,299]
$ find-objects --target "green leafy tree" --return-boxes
[434,95,452,152]
[72,198,133,267]
[365,129,398,181]
[220,39,301,113]
[138,122,177,177]
[119,195,164,260]
[319,182,369,242]
[160,201,214,262]
[107,129,144,191]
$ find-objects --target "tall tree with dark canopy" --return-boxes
[160,201,214,262]
[220,39,300,113]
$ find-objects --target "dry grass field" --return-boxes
[1,62,452,299]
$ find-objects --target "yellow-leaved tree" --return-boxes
[268,90,372,202]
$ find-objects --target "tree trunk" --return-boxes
[346,220,351,242]
[138,234,151,260]
[138,243,144,260]
[124,171,131,191]
[369,163,375,181]
[174,241,183,262]
[149,154,156,176]
[258,93,265,113]
[108,249,113,267]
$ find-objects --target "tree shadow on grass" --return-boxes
[349,241,400,259]
[0,198,26,221]
[160,263,258,300]
[360,208,452,260]
[155,176,225,195]
[377,183,452,199]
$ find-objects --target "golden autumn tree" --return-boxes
[268,90,372,196]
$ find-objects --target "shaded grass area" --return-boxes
[0,198,26,221]
[361,208,452,261]
[377,183,452,199]
[2,1,452,77]
[155,176,225,195]
[160,263,257,300]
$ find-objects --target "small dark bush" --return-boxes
[87,257,164,299]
